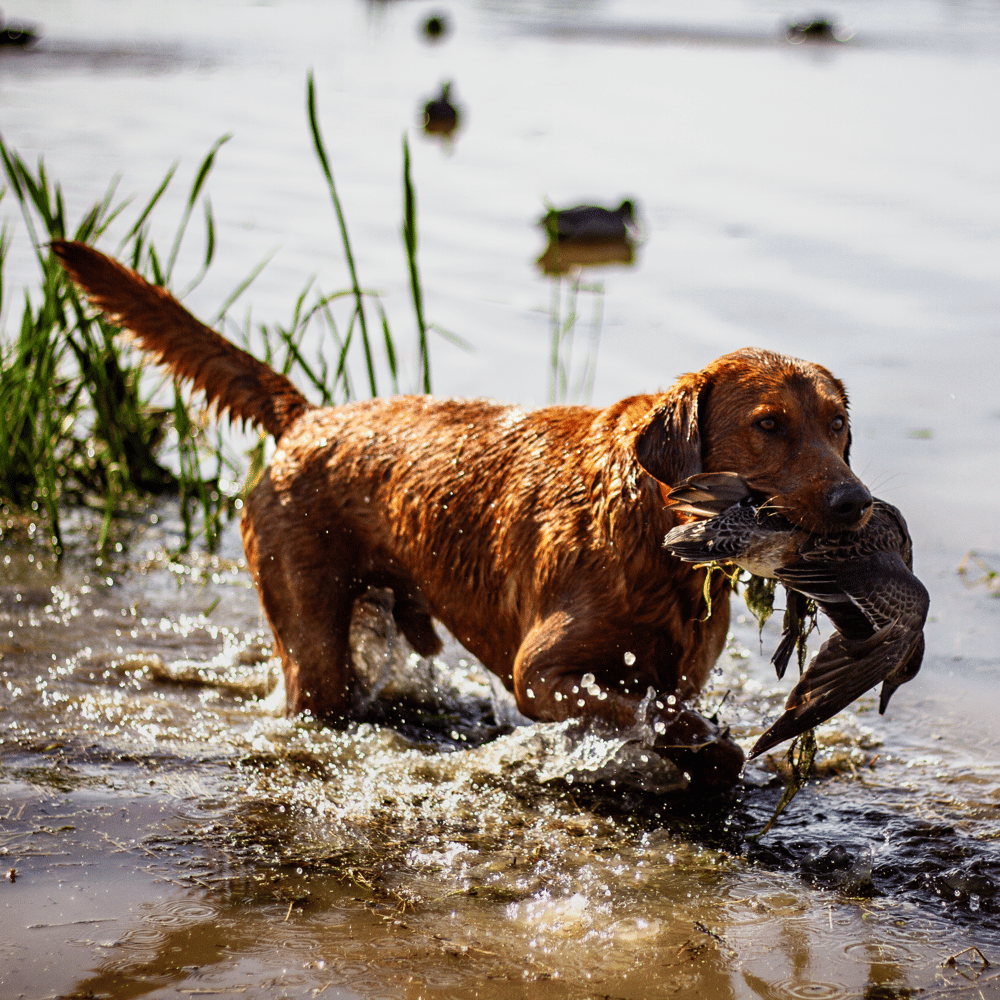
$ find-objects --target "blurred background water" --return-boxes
[1,1,999,997]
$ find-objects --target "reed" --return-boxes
[0,78,442,556]
[547,274,604,405]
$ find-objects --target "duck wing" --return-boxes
[665,472,753,519]
[664,503,763,563]
[776,550,928,639]
[797,500,912,566]
[749,620,924,758]
[771,588,812,680]
[878,630,925,714]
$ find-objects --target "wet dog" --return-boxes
[53,240,873,793]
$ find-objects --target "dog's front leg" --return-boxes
[511,611,745,793]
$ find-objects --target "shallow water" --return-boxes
[2,1,1000,997]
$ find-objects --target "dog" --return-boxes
[52,240,873,793]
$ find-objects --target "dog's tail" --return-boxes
[51,240,313,440]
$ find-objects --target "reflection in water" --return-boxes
[536,233,636,277]
[536,200,640,403]
[422,81,462,141]
[543,274,605,404]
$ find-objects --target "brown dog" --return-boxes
[52,240,873,793]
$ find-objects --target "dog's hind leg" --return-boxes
[371,575,442,659]
[240,478,359,722]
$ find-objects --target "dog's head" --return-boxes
[637,348,872,535]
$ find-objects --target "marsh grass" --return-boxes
[548,274,603,404]
[0,76,441,556]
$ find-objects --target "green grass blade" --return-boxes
[306,72,373,384]
[118,162,178,251]
[0,138,25,202]
[166,134,231,282]
[375,299,399,394]
[402,135,430,393]
[179,196,217,297]
[210,248,278,324]
[429,322,473,352]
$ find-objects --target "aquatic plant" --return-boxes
[0,137,206,554]
[0,77,439,555]
[547,274,604,404]
[958,550,1000,596]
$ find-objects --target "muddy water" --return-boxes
[2,1,1000,997]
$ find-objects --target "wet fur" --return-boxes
[52,240,869,788]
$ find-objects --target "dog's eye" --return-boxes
[831,416,846,431]
[756,417,779,432]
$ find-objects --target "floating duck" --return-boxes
[664,472,929,758]
[422,81,460,137]
[540,199,639,243]
[422,13,449,41]
[785,18,850,43]
[0,10,39,48]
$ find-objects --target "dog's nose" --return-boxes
[826,481,873,525]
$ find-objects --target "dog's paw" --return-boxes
[650,708,745,794]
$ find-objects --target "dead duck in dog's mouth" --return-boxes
[664,472,930,759]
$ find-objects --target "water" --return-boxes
[2,1,1000,996]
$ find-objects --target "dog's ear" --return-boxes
[839,379,854,466]
[635,372,707,499]
[811,363,854,466]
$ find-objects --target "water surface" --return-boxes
[2,1,999,996]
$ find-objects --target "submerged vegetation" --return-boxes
[0,75,439,556]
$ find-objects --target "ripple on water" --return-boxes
[768,983,851,1000]
[152,897,218,927]
[7,510,1000,999]
[841,940,924,965]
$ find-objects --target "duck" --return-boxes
[664,472,929,758]
[0,13,39,48]
[422,81,460,136]
[785,18,847,43]
[422,13,449,41]
[539,199,639,243]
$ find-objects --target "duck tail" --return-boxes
[51,240,313,440]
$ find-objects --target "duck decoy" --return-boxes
[0,13,39,48]
[539,199,639,243]
[422,13,449,41]
[785,18,848,43]
[664,472,929,758]
[422,81,460,137]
